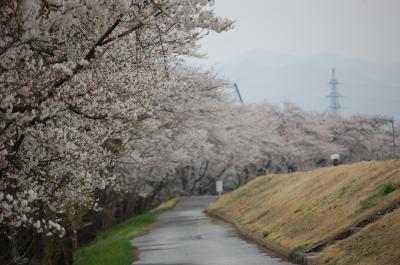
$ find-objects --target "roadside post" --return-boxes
[216,180,223,197]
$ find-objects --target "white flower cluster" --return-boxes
[52,63,75,77]
[0,190,37,229]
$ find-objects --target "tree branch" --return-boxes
[53,18,122,88]
[68,105,108,120]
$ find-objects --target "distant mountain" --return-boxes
[213,50,400,118]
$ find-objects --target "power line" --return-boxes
[344,82,400,90]
[344,96,400,104]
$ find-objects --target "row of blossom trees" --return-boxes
[146,100,398,194]
[114,71,399,204]
[0,0,233,264]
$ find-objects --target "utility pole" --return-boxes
[233,83,244,104]
[390,119,396,158]
[327,68,342,113]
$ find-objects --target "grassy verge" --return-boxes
[73,198,178,265]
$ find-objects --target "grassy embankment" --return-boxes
[207,160,400,265]
[73,198,179,265]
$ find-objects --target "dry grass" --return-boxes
[152,197,181,212]
[317,209,400,265]
[208,160,400,260]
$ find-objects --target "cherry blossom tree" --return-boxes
[0,1,232,263]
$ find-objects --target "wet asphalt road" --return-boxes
[131,196,294,265]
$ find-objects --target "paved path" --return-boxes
[132,196,295,265]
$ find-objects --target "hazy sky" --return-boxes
[198,0,400,65]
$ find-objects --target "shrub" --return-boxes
[262,230,271,238]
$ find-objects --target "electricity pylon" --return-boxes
[327,68,342,113]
